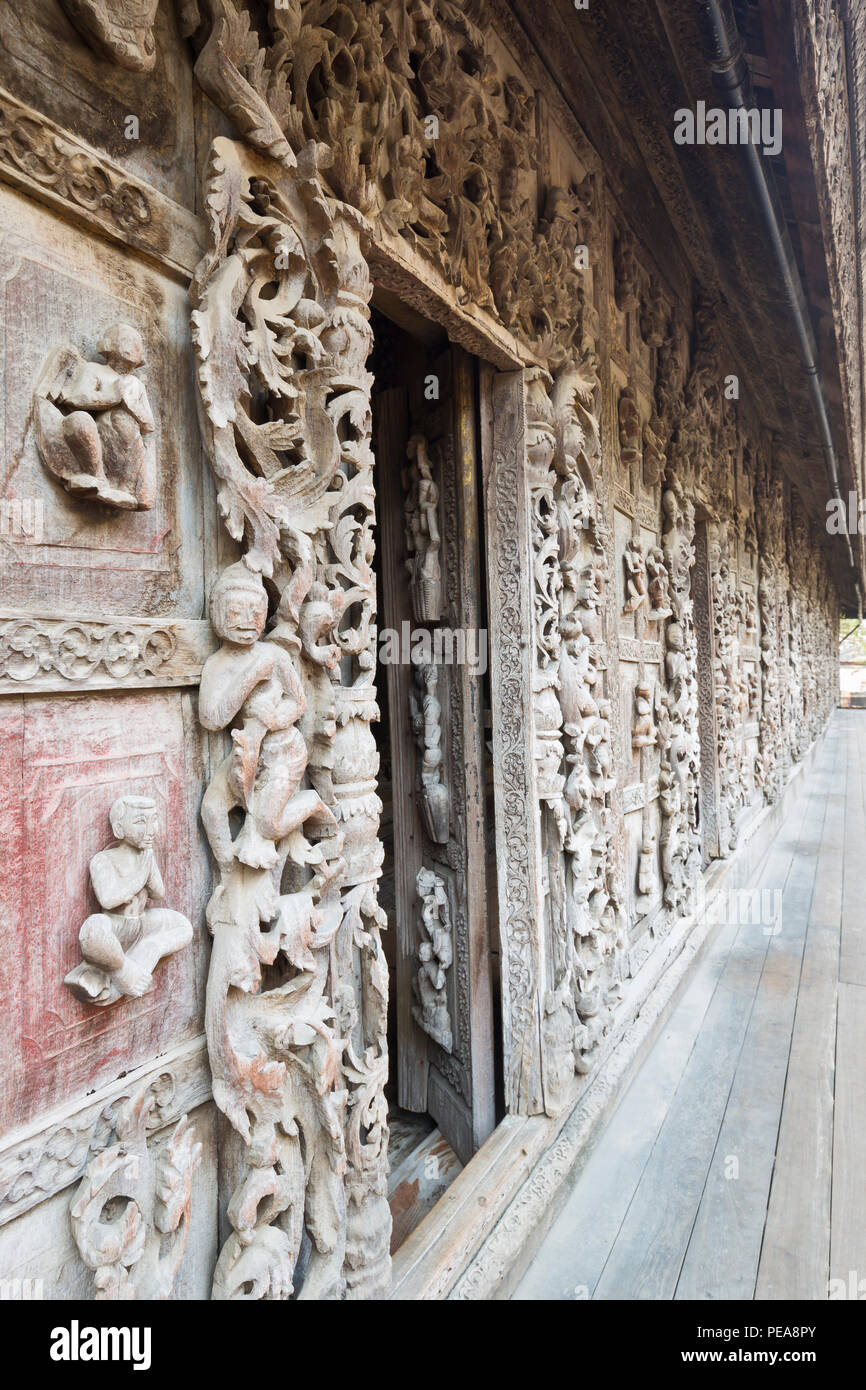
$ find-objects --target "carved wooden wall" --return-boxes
[0,0,844,1298]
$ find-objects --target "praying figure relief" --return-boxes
[412,867,454,1053]
[64,796,193,1006]
[34,324,156,511]
[403,434,443,623]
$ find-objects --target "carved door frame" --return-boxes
[480,366,546,1116]
[375,340,496,1164]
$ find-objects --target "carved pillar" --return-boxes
[189,137,389,1299]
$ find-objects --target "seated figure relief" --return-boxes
[64,796,193,1007]
[34,324,156,511]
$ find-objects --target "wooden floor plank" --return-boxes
[513,910,743,1299]
[840,715,866,985]
[592,937,772,1299]
[754,918,838,1299]
[830,993,866,1288]
[675,760,829,1299]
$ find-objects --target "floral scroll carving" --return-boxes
[179,0,596,367]
[70,1087,201,1300]
[190,135,389,1299]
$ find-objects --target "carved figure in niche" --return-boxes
[637,830,658,901]
[643,417,666,486]
[646,545,673,620]
[618,388,641,471]
[586,698,616,793]
[560,614,598,722]
[614,230,639,313]
[70,1086,200,1300]
[563,719,594,816]
[542,977,577,1111]
[34,324,156,510]
[632,681,658,748]
[575,559,604,644]
[640,280,669,347]
[199,562,335,876]
[64,796,193,1007]
[622,538,648,614]
[412,866,453,1052]
[60,0,160,71]
[408,657,450,844]
[403,435,443,623]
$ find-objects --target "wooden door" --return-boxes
[376,343,495,1165]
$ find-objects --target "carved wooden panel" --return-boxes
[0,185,204,618]
[0,690,208,1132]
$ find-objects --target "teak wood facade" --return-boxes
[0,0,862,1300]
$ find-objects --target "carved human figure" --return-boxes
[199,562,335,876]
[637,830,658,901]
[34,324,156,510]
[412,866,453,1052]
[585,697,615,793]
[622,537,648,614]
[404,435,443,623]
[632,681,658,748]
[408,657,450,843]
[64,796,193,1006]
[646,545,673,620]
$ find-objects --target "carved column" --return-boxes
[189,137,389,1299]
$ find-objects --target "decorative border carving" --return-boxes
[0,88,201,277]
[0,1038,209,1227]
[0,613,215,692]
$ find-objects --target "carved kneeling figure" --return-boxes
[65,795,193,1006]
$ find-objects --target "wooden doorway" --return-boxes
[369,300,497,1248]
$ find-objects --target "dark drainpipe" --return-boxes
[696,0,862,607]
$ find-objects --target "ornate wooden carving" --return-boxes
[412,866,454,1052]
[64,796,193,1006]
[179,0,594,366]
[190,135,389,1299]
[34,325,156,510]
[70,1086,200,1300]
